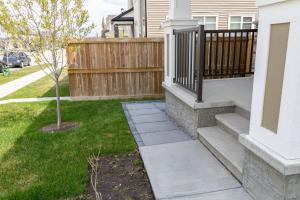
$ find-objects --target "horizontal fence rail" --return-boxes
[67,38,164,99]
[173,25,258,102]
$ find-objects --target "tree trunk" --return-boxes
[55,77,62,129]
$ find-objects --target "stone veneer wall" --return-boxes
[165,90,235,138]
[165,90,198,138]
[243,150,300,200]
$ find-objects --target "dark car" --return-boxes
[3,52,31,68]
[0,60,4,73]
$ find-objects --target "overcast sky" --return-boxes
[0,0,127,38]
[84,0,128,37]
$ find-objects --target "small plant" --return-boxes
[133,159,142,167]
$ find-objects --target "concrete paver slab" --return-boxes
[131,113,169,124]
[140,141,242,199]
[141,130,192,146]
[135,121,178,134]
[128,108,162,116]
[154,102,166,111]
[126,103,157,110]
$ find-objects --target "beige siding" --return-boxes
[146,0,169,38]
[146,0,257,37]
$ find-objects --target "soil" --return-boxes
[88,151,154,200]
[41,122,79,133]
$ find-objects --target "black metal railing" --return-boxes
[173,25,258,102]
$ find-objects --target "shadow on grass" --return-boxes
[0,100,136,200]
[41,75,70,98]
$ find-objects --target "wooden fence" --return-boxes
[67,38,164,99]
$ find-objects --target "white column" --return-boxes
[163,0,197,86]
[168,0,192,20]
[240,0,300,175]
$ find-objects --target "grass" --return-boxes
[2,68,69,100]
[0,65,45,85]
[0,100,136,200]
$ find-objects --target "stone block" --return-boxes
[243,150,300,200]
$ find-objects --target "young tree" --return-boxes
[101,17,108,38]
[0,0,94,129]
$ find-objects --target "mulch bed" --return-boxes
[41,122,80,133]
[88,151,154,200]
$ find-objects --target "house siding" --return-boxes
[146,0,169,38]
[146,0,257,38]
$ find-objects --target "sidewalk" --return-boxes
[0,97,71,105]
[0,68,51,98]
[123,101,252,200]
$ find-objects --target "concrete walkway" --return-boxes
[123,101,252,200]
[0,97,71,104]
[0,68,52,98]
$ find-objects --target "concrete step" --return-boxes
[216,113,250,139]
[235,106,251,120]
[198,127,245,182]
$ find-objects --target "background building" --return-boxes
[116,0,257,38]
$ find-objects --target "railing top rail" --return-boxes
[173,26,258,35]
[173,27,199,34]
[204,29,258,33]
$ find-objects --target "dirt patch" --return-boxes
[41,122,79,133]
[88,151,154,200]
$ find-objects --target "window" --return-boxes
[229,16,253,29]
[193,16,217,30]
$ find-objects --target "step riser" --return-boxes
[198,134,243,182]
[216,120,240,140]
[235,106,250,120]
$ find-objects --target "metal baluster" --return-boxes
[221,32,225,76]
[215,32,219,76]
[209,32,213,77]
[233,31,237,76]
[227,32,231,76]
[244,31,249,74]
[238,31,243,75]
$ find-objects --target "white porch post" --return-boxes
[163,0,197,86]
[240,0,300,199]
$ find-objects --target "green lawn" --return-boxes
[0,100,136,200]
[2,68,69,100]
[0,65,45,85]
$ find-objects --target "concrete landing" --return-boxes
[122,101,252,200]
[141,141,250,200]
[168,188,252,200]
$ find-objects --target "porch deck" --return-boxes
[164,77,253,112]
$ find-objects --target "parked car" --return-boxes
[0,60,4,73]
[2,52,31,68]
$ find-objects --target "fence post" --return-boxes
[196,25,205,102]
